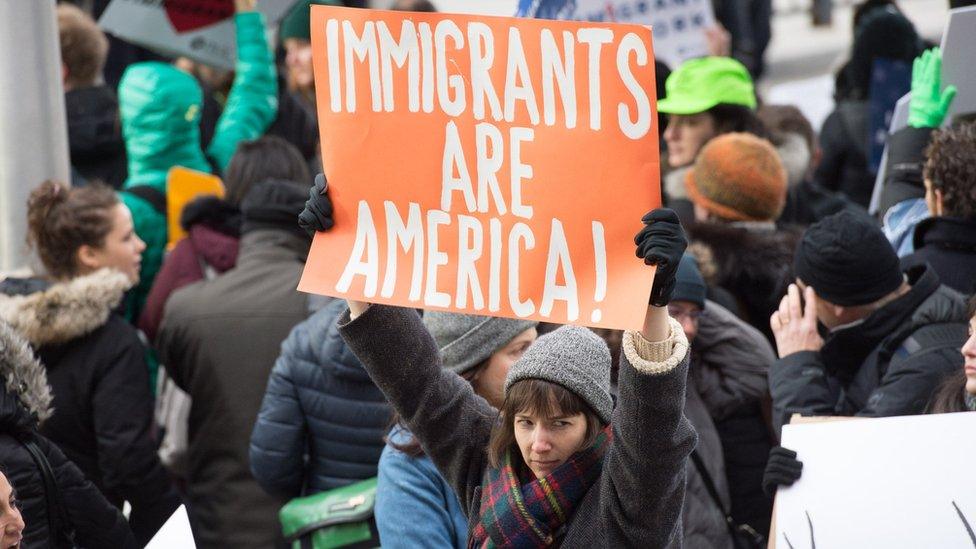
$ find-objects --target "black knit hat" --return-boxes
[672,254,706,309]
[241,179,310,239]
[793,210,903,306]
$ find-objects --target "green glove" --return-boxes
[908,47,957,129]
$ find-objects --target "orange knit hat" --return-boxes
[685,133,787,222]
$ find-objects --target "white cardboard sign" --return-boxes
[940,5,976,124]
[99,0,295,70]
[775,412,976,549]
[146,505,196,548]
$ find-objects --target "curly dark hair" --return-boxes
[924,122,976,220]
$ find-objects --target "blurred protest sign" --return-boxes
[297,6,661,330]
[515,0,715,68]
[98,0,294,70]
[941,5,976,124]
[774,413,976,548]
[166,167,225,249]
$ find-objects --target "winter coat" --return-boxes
[692,301,775,538]
[0,270,181,545]
[249,299,391,497]
[156,228,312,549]
[683,376,733,549]
[770,264,969,435]
[66,85,127,189]
[118,11,278,321]
[338,305,696,548]
[139,196,241,342]
[0,321,138,548]
[688,222,802,344]
[375,427,468,549]
[902,217,976,296]
[815,100,875,207]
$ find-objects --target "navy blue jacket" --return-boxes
[250,300,391,497]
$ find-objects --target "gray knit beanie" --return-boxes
[423,312,538,375]
[504,326,613,424]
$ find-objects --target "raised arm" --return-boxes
[205,3,279,170]
[337,304,496,513]
[591,209,696,545]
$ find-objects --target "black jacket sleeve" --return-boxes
[41,435,139,548]
[769,351,841,436]
[878,126,936,217]
[93,328,181,544]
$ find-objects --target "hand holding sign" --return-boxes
[634,209,686,307]
[299,174,335,236]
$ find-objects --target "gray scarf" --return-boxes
[966,392,976,412]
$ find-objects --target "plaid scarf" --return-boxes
[469,426,612,548]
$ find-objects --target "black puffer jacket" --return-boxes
[0,320,137,548]
[250,299,391,497]
[0,270,180,545]
[770,265,969,435]
[66,85,127,189]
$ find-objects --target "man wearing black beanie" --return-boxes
[762,210,969,496]
[768,210,969,434]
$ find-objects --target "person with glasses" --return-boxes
[673,254,778,545]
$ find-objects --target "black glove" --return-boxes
[298,173,335,236]
[762,446,803,497]
[634,208,687,307]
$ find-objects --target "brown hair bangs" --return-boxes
[487,378,603,469]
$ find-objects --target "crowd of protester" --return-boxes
[0,0,973,546]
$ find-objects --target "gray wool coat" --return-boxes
[338,304,697,548]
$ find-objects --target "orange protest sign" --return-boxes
[298,6,661,330]
[166,167,225,250]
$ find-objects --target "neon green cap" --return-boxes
[657,57,757,115]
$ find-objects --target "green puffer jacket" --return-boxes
[118,11,278,322]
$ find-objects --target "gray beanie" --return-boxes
[423,312,538,375]
[504,326,613,424]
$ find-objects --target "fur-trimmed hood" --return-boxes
[0,269,131,347]
[688,222,803,337]
[0,321,54,427]
[687,222,801,288]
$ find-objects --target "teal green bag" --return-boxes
[279,478,380,549]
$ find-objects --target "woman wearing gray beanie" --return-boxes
[377,312,538,548]
[335,209,696,548]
